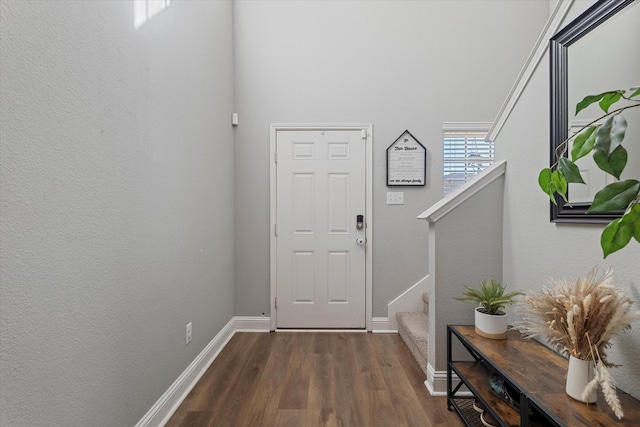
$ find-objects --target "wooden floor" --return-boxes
[166,332,463,427]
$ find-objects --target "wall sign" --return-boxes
[387,130,426,186]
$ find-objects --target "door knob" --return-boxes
[356,237,366,246]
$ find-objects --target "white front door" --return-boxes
[274,128,367,328]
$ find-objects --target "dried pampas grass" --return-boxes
[515,267,640,419]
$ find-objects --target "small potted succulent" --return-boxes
[455,278,523,339]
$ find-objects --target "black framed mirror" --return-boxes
[549,0,637,223]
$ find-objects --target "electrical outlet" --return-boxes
[185,322,192,345]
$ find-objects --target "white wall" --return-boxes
[0,1,235,426]
[498,0,640,398]
[233,0,550,317]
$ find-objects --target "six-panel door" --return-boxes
[276,129,366,328]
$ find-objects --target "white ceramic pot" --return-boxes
[474,307,508,339]
[566,355,597,403]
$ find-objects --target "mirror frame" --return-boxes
[549,0,635,223]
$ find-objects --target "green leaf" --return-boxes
[595,115,627,157]
[551,170,568,202]
[571,126,597,162]
[576,92,608,115]
[629,203,640,243]
[630,87,640,98]
[593,145,627,180]
[558,158,585,184]
[599,91,623,113]
[538,168,569,204]
[601,216,634,258]
[587,180,640,213]
[538,168,555,203]
[454,278,523,314]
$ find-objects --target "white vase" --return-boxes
[566,355,597,403]
[474,307,508,339]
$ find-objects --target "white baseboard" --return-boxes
[425,362,470,397]
[234,315,271,332]
[371,316,396,333]
[135,316,270,427]
[425,363,447,396]
[276,329,367,333]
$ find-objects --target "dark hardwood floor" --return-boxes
[165,332,463,427]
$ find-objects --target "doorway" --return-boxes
[270,124,373,329]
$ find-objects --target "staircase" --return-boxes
[396,292,429,376]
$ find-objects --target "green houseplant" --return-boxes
[455,278,523,339]
[539,86,640,257]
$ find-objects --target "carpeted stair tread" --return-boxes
[396,311,428,358]
[396,310,428,375]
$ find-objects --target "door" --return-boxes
[275,128,366,328]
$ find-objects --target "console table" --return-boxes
[447,325,640,427]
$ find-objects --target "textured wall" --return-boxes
[0,1,235,426]
[232,0,549,317]
[497,0,640,398]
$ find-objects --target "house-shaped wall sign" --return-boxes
[386,130,426,186]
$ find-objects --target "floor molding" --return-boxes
[134,316,269,427]
[276,329,368,333]
[371,316,396,333]
[425,363,446,396]
[425,362,470,397]
[234,315,271,332]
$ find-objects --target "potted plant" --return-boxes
[515,268,640,419]
[455,278,523,339]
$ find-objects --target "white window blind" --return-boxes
[443,128,493,196]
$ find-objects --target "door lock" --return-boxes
[356,215,364,230]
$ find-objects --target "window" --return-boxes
[443,124,493,196]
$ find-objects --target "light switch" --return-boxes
[386,192,404,205]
